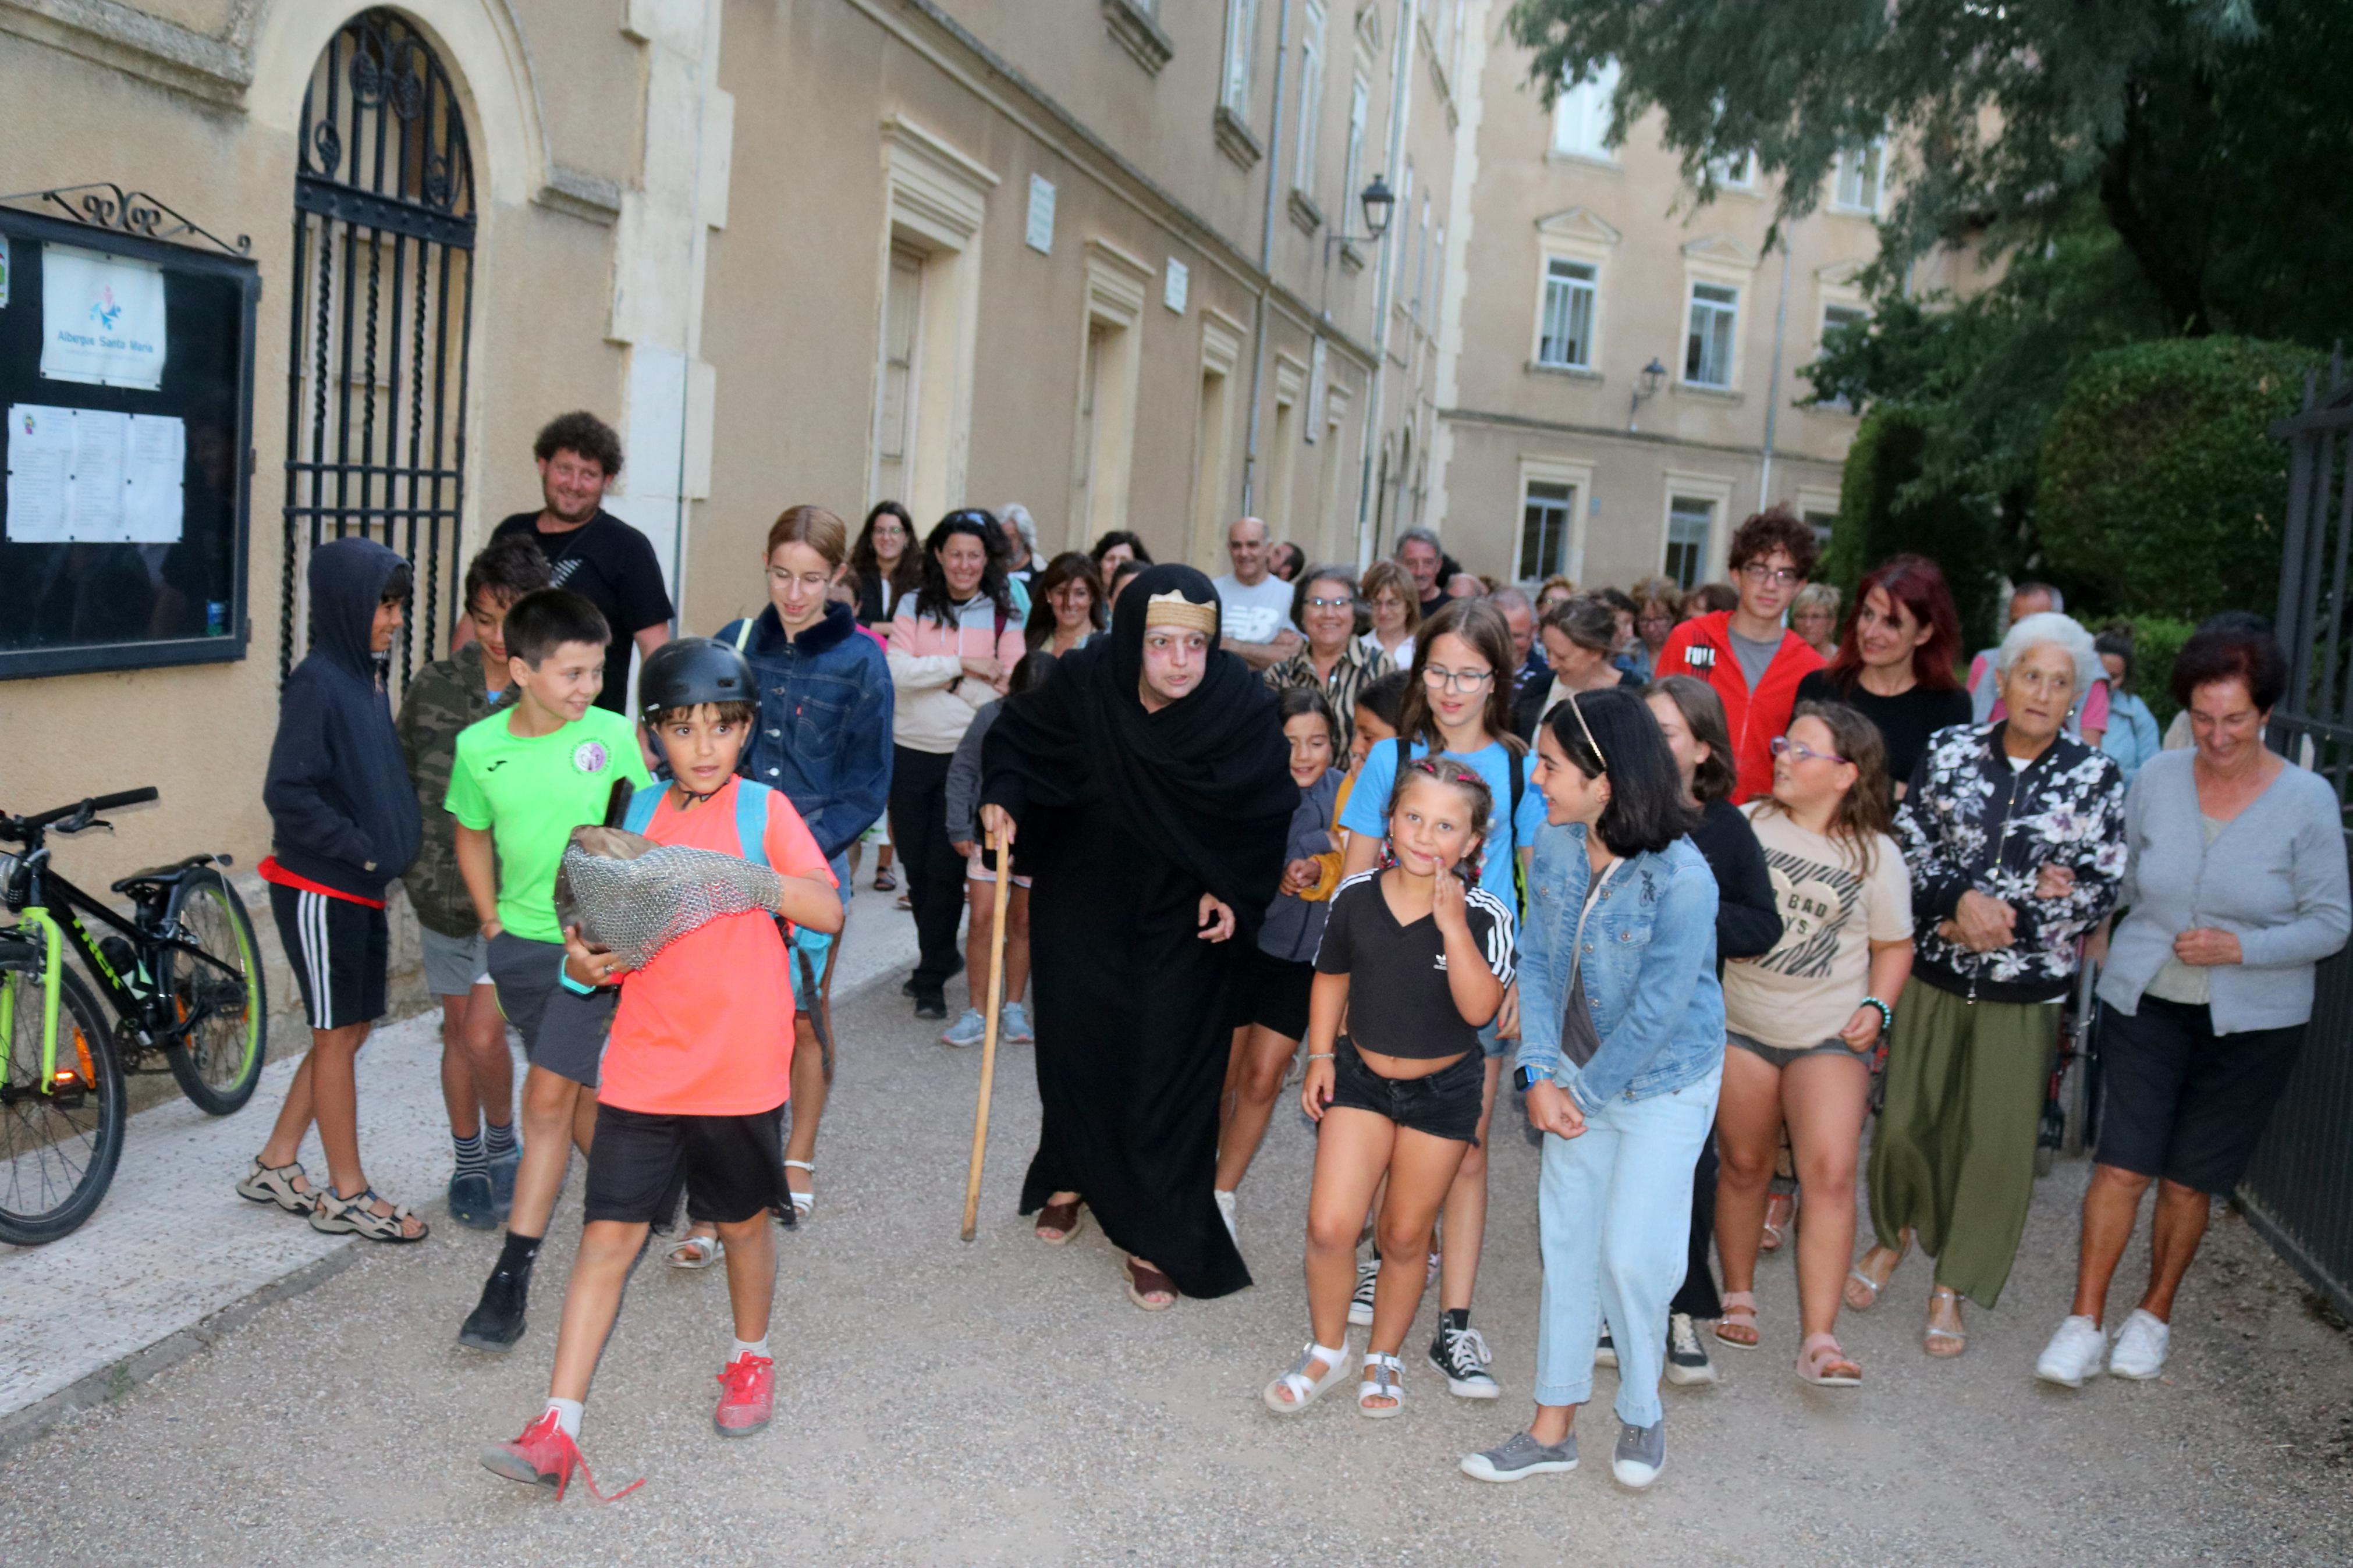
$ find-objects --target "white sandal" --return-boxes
[236,1157,313,1215]
[309,1185,426,1243]
[1261,1339,1351,1414]
[1358,1352,1405,1418]
[782,1160,815,1220]
[666,1232,725,1270]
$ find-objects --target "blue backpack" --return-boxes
[622,780,834,996]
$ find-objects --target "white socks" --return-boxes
[544,1397,584,1438]
[732,1336,771,1362]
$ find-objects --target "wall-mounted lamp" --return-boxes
[1628,357,1667,431]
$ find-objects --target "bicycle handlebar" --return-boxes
[5,787,161,837]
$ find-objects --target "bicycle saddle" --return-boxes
[110,854,218,894]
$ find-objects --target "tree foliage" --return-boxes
[2036,337,2317,624]
[1503,0,2353,345]
[1828,408,2005,651]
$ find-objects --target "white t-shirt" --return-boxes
[1722,806,1913,1050]
[1361,630,1415,668]
[1212,572,1297,646]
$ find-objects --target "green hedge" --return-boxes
[1828,407,2006,655]
[2109,614,2196,733]
[2036,337,2317,625]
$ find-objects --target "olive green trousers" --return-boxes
[1867,980,2059,1308]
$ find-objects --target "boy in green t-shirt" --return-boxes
[445,588,653,1354]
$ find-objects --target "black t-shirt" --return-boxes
[1794,669,1974,799]
[492,510,675,714]
[1314,869,1516,1058]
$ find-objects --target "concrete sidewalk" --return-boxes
[0,889,922,1448]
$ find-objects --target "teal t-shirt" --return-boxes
[1338,735,1545,902]
[445,705,652,942]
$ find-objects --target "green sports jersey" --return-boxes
[445,705,651,943]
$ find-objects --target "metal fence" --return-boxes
[2240,358,2353,1319]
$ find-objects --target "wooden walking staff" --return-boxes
[960,826,1016,1242]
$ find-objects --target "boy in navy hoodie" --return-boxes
[236,538,429,1243]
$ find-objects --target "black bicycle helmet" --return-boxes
[637,636,757,728]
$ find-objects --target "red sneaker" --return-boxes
[480,1410,642,1502]
[714,1352,775,1437]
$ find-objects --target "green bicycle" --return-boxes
[1,788,267,1245]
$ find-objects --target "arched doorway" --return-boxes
[281,8,476,687]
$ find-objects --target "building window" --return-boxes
[1709,150,1755,189]
[1834,140,1886,214]
[1342,76,1369,230]
[1294,1,1326,196]
[1550,58,1620,160]
[1819,301,1868,410]
[1520,480,1576,581]
[1665,495,1715,588]
[1684,282,1738,387]
[1222,0,1259,117]
[871,241,925,507]
[1537,258,1596,368]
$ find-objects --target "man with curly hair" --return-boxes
[1654,507,1826,802]
[488,411,673,716]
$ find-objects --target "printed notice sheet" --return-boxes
[6,404,186,543]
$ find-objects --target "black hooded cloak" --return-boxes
[981,564,1294,1297]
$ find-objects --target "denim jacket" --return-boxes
[1514,823,1724,1115]
[718,600,894,861]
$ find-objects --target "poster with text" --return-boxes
[41,243,168,390]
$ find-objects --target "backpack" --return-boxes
[622,775,772,870]
[622,776,835,999]
[1394,735,1528,920]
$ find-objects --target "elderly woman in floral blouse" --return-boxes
[1845,612,2128,1357]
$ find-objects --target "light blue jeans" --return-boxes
[1534,1062,1723,1426]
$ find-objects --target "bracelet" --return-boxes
[1861,995,1894,1035]
[1306,1052,1335,1061]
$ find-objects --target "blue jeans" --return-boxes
[1534,1062,1722,1426]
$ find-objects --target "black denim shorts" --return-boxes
[1327,1037,1484,1145]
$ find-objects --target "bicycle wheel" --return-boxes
[0,956,126,1245]
[162,867,269,1115]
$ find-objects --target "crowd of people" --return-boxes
[241,407,2350,1501]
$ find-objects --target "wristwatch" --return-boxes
[1513,1065,1545,1093]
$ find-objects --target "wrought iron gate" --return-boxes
[281,9,475,688]
[2244,354,2353,1320]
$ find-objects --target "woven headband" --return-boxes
[1144,591,1218,636]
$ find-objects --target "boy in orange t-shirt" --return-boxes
[482,639,840,1501]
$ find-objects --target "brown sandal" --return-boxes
[1125,1258,1178,1311]
[1035,1197,1084,1245]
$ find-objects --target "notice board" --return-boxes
[0,202,257,680]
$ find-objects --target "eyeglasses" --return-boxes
[1422,665,1496,692]
[1740,563,1802,587]
[1770,735,1849,766]
[1304,595,1355,610]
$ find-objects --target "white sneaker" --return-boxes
[1213,1188,1237,1243]
[2034,1314,2109,1388]
[2107,1309,2170,1381]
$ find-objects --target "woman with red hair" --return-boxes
[1794,555,1972,801]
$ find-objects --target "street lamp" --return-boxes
[1325,175,1396,261]
[1627,357,1667,431]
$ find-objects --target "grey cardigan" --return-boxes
[2098,749,2351,1033]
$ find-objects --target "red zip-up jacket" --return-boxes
[1656,610,1824,803]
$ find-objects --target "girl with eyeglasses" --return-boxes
[1336,598,1545,1401]
[1712,703,1912,1388]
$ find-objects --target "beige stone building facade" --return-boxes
[0,0,1483,907]
[1431,35,1900,593]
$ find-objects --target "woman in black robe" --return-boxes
[981,564,1295,1306]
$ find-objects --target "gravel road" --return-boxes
[5,965,2347,1567]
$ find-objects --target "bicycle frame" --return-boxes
[0,908,66,1087]
[21,857,239,1053]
